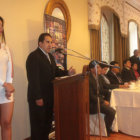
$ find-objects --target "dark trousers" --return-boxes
[104,91,111,102]
[100,104,116,135]
[91,103,116,136]
[28,101,53,140]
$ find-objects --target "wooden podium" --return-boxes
[53,74,89,140]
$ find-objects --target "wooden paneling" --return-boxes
[53,74,89,140]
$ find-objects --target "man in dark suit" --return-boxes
[89,61,115,136]
[99,62,119,88]
[26,33,75,140]
[99,61,124,102]
[107,61,123,85]
[130,49,140,74]
[121,59,136,83]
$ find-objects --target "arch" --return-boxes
[100,14,110,62]
[88,0,140,36]
[128,19,139,27]
[44,0,71,41]
[100,6,121,30]
[128,19,139,37]
[101,6,121,22]
[128,20,139,55]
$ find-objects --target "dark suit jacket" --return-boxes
[107,70,123,85]
[99,75,119,90]
[130,55,140,74]
[26,48,68,106]
[130,55,140,64]
[121,67,136,82]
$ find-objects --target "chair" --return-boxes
[82,65,90,75]
[83,65,107,137]
[89,113,107,136]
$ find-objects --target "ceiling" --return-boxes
[126,0,140,11]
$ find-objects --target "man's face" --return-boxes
[134,50,139,57]
[124,60,131,68]
[101,67,108,75]
[112,64,120,74]
[39,36,52,53]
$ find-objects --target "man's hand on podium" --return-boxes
[68,66,76,76]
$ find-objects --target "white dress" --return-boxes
[0,43,13,104]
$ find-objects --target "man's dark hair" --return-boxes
[131,62,137,67]
[99,61,109,68]
[110,61,118,70]
[123,59,130,66]
[89,60,96,69]
[110,61,118,65]
[134,49,138,54]
[38,33,52,45]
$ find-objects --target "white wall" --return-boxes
[0,0,90,139]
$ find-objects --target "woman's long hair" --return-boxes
[0,16,6,43]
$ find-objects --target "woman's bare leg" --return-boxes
[0,102,14,140]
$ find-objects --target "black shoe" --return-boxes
[107,129,111,137]
[110,130,116,134]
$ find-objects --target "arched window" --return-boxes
[129,21,138,56]
[101,15,110,63]
[45,0,71,41]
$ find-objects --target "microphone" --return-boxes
[55,48,91,60]
[54,48,120,69]
[66,48,90,60]
[111,65,120,69]
[91,60,120,69]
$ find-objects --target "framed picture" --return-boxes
[44,14,67,70]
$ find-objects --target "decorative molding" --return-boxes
[88,0,140,36]
[45,0,71,41]
[126,0,140,12]
[126,1,140,12]
[88,24,100,30]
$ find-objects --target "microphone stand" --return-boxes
[63,50,102,140]
[64,53,91,60]
[66,48,91,60]
[94,62,102,140]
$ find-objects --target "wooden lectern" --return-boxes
[53,74,89,140]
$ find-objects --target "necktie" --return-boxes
[46,53,51,64]
[103,75,110,84]
[115,74,122,83]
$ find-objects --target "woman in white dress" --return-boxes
[0,16,15,140]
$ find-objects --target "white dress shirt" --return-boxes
[39,47,51,63]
